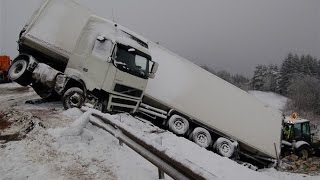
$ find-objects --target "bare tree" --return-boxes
[287,75,320,115]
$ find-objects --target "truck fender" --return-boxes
[63,76,87,96]
[281,140,292,147]
[168,109,175,117]
[167,109,189,120]
[294,141,311,150]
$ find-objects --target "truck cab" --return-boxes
[58,16,158,114]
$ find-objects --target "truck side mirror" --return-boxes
[149,61,159,79]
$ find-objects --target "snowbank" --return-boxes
[82,107,273,179]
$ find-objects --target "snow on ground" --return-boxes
[0,82,36,103]
[249,91,288,111]
[1,83,319,179]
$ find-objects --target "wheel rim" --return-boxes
[15,63,24,74]
[95,103,103,111]
[9,60,27,80]
[220,143,231,154]
[69,93,82,107]
[173,119,185,131]
[196,133,208,145]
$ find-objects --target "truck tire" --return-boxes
[8,59,32,86]
[32,82,60,101]
[168,114,189,135]
[190,127,212,148]
[297,145,311,160]
[62,87,85,109]
[214,137,235,158]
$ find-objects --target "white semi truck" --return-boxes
[9,0,158,113]
[9,0,283,167]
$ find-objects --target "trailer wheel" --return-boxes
[168,114,189,135]
[297,145,311,160]
[8,59,32,86]
[62,87,85,109]
[214,137,235,158]
[190,127,212,148]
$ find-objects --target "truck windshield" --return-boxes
[114,45,150,79]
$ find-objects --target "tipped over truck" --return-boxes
[9,0,158,113]
[9,0,283,167]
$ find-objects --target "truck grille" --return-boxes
[114,84,143,98]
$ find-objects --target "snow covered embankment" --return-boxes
[47,107,277,180]
[249,91,288,111]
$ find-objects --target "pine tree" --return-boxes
[279,53,293,95]
[268,64,279,92]
[252,65,267,90]
[305,55,318,76]
[292,54,301,74]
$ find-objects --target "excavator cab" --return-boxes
[282,118,320,158]
[283,120,312,143]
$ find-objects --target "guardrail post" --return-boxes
[158,169,165,179]
[156,136,165,179]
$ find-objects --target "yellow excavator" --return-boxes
[281,112,320,159]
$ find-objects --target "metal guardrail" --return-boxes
[84,108,217,180]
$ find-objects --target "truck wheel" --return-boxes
[297,145,311,160]
[62,87,85,109]
[214,137,235,158]
[168,114,189,135]
[8,59,32,86]
[190,127,212,148]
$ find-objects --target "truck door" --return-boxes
[81,37,114,89]
[111,45,148,97]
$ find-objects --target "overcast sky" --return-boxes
[1,0,319,77]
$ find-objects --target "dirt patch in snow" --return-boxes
[0,109,44,143]
[280,155,320,175]
[0,112,12,130]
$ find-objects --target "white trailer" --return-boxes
[17,0,92,71]
[139,43,283,166]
